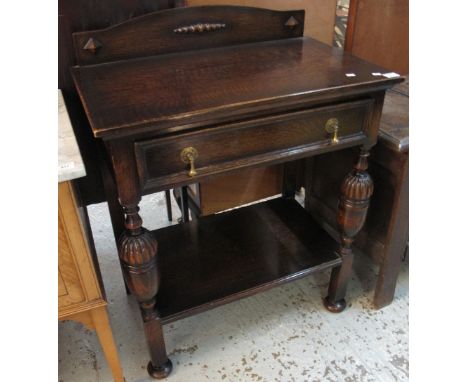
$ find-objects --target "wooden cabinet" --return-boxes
[70,6,402,378]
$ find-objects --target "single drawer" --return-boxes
[135,99,374,191]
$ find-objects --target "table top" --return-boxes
[72,37,403,139]
[58,90,86,183]
[379,78,409,153]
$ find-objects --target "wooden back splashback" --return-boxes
[72,6,304,66]
[187,0,337,45]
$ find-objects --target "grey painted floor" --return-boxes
[58,192,409,382]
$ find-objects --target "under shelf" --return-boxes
[153,197,341,323]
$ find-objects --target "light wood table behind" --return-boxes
[59,90,124,382]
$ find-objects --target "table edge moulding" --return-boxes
[70,5,403,379]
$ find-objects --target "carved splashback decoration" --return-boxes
[174,22,226,33]
[73,6,305,65]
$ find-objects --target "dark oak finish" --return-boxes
[324,148,373,312]
[379,85,409,152]
[73,6,304,65]
[135,99,373,192]
[179,186,190,223]
[305,80,409,309]
[108,139,172,378]
[164,190,172,222]
[186,0,337,46]
[71,37,399,140]
[99,154,131,295]
[173,186,198,221]
[155,197,341,323]
[70,5,402,378]
[59,0,184,206]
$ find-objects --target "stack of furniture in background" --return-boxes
[58,91,124,382]
[303,0,409,309]
[345,0,408,75]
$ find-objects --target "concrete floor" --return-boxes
[58,192,409,382]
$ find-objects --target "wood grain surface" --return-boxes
[70,5,403,376]
[58,181,102,318]
[345,0,408,74]
[135,99,373,191]
[73,6,304,65]
[197,165,283,215]
[154,197,341,323]
[186,0,337,45]
[72,37,402,139]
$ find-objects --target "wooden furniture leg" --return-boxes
[180,186,190,222]
[174,185,202,220]
[164,190,173,222]
[324,147,374,312]
[100,160,131,295]
[109,141,172,379]
[173,186,190,222]
[90,306,125,382]
[119,205,172,378]
[62,309,125,382]
[374,153,409,308]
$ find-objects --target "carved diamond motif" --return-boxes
[83,37,102,54]
[285,16,300,29]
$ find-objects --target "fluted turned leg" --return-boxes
[119,205,172,379]
[324,148,374,313]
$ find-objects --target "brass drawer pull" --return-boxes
[180,147,199,177]
[325,118,340,144]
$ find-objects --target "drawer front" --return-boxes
[136,99,373,190]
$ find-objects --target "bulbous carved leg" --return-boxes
[119,205,172,379]
[324,148,374,313]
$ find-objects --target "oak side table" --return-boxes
[70,6,403,378]
[58,90,125,382]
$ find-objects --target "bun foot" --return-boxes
[323,296,347,313]
[147,359,173,379]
